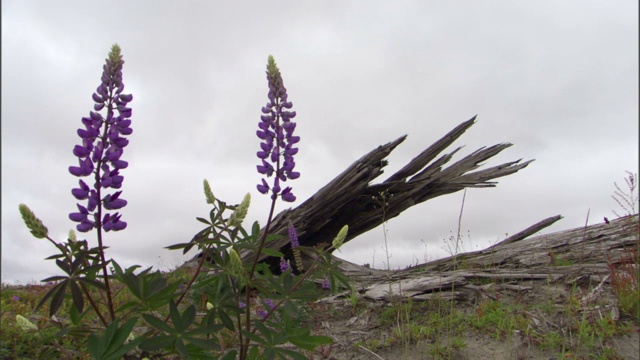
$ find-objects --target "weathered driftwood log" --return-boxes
[317,214,639,303]
[237,116,534,271]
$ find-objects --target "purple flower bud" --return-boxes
[256,309,268,320]
[238,301,246,309]
[77,220,95,232]
[72,145,91,158]
[322,278,330,290]
[280,258,290,272]
[264,299,275,310]
[103,191,127,210]
[102,213,126,232]
[257,179,270,194]
[69,204,89,222]
[281,187,296,202]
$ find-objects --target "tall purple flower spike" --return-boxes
[69,44,132,232]
[256,56,299,202]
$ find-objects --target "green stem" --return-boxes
[241,197,278,359]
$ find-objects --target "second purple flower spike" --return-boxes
[256,56,299,202]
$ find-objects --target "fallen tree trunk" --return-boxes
[237,116,534,271]
[318,214,639,303]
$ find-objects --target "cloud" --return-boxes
[2,1,637,284]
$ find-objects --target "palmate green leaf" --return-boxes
[35,281,63,313]
[139,335,174,352]
[47,280,68,317]
[260,248,284,258]
[180,305,196,331]
[115,300,138,314]
[282,299,299,319]
[87,318,141,360]
[186,336,220,351]
[164,242,188,250]
[103,318,140,359]
[69,279,84,313]
[166,226,213,254]
[175,338,188,359]
[142,313,173,333]
[221,350,238,360]
[69,304,90,325]
[330,268,352,292]
[56,259,72,275]
[185,323,224,337]
[119,272,142,299]
[247,346,260,360]
[77,276,106,291]
[168,300,182,332]
[196,216,211,225]
[241,330,269,346]
[218,307,235,331]
[254,320,278,343]
[264,348,276,359]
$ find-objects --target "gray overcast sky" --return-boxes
[2,1,638,284]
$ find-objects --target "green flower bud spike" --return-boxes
[19,204,49,239]
[203,179,216,204]
[68,229,77,243]
[332,225,348,252]
[229,193,251,227]
[229,248,245,280]
[16,315,38,331]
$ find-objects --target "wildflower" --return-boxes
[263,299,275,311]
[18,204,48,239]
[16,315,38,331]
[68,229,77,243]
[229,193,251,227]
[203,179,216,204]
[238,301,246,309]
[229,249,245,280]
[279,258,291,272]
[288,221,299,248]
[256,308,268,320]
[289,221,304,272]
[12,295,20,301]
[69,44,132,233]
[322,278,330,290]
[256,56,299,202]
[332,225,349,251]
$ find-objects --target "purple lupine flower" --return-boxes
[263,299,275,311]
[322,278,330,290]
[279,258,291,272]
[69,45,132,233]
[288,221,299,248]
[256,56,299,202]
[12,295,20,301]
[256,308,268,320]
[238,301,246,309]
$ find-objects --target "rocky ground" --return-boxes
[303,274,639,360]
